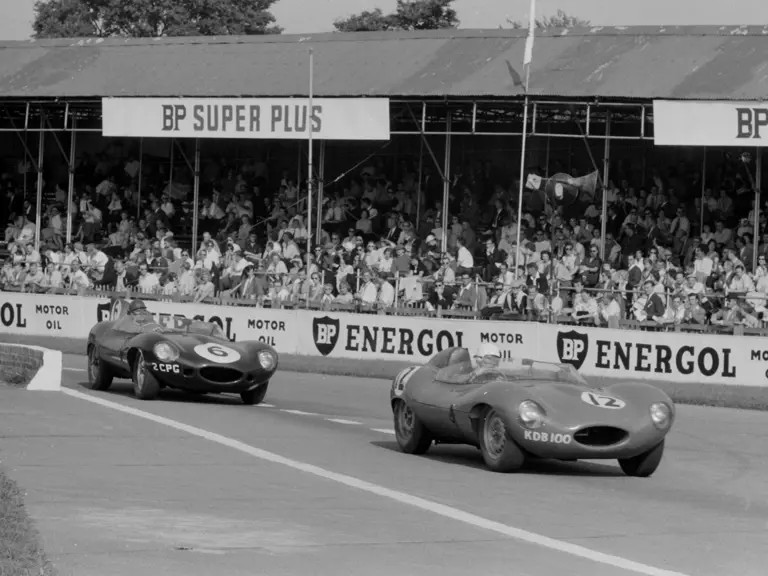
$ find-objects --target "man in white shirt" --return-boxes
[355,271,378,305]
[193,271,216,303]
[221,251,249,290]
[376,276,395,308]
[86,243,109,281]
[692,248,713,282]
[137,263,160,293]
[456,237,474,275]
[68,261,92,290]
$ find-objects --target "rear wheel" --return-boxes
[241,382,269,405]
[393,399,433,454]
[479,408,525,473]
[132,351,160,400]
[84,345,113,391]
[619,440,665,477]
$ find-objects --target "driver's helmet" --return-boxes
[127,300,148,315]
[474,343,502,369]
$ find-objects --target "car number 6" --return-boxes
[194,343,241,364]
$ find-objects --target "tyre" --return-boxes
[84,344,113,391]
[393,399,433,454]
[619,440,665,477]
[479,408,525,472]
[241,382,269,405]
[132,351,160,400]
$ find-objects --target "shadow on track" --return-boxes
[74,380,247,406]
[370,440,624,477]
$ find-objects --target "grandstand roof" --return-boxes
[0,26,767,101]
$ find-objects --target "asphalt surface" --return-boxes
[0,354,767,576]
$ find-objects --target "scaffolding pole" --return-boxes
[66,117,77,243]
[754,147,762,273]
[34,112,45,253]
[316,140,325,240]
[136,138,144,218]
[306,48,314,254]
[441,115,452,254]
[192,139,201,256]
[599,112,612,259]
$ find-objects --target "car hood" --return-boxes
[154,332,230,350]
[512,380,661,428]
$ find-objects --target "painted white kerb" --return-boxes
[2,344,62,391]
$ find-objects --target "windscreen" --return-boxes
[498,359,588,385]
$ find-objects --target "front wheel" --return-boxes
[241,382,269,405]
[393,399,433,454]
[479,408,525,473]
[133,351,160,400]
[84,344,113,391]
[619,440,665,477]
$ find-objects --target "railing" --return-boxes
[4,270,768,337]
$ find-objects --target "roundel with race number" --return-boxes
[393,366,418,397]
[580,391,626,409]
[194,343,242,364]
[110,299,124,321]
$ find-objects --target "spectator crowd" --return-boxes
[1,143,767,331]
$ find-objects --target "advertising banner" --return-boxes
[541,324,765,387]
[2,291,768,388]
[102,97,391,141]
[653,100,768,147]
[295,310,539,362]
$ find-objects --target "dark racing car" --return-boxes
[85,298,278,404]
[390,345,675,477]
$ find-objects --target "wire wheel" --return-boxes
[483,410,507,461]
[396,401,415,439]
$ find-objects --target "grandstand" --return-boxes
[0,26,767,334]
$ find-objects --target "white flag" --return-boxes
[526,173,542,190]
[523,0,536,67]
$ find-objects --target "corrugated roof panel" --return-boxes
[0,27,765,100]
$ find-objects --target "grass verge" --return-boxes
[0,367,33,389]
[0,467,57,576]
[1,333,767,411]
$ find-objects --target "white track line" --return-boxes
[370,428,396,435]
[253,403,276,408]
[60,387,688,576]
[279,409,320,416]
[325,418,362,425]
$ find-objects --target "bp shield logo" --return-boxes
[313,316,340,356]
[556,330,589,369]
[96,302,112,323]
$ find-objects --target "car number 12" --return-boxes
[194,343,241,364]
[581,391,626,409]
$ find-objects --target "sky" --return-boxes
[0,0,767,39]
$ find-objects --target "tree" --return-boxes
[334,0,459,33]
[32,0,283,38]
[506,9,590,30]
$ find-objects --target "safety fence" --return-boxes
[0,290,767,388]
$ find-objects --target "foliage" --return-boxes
[32,0,283,38]
[334,0,459,33]
[506,9,591,29]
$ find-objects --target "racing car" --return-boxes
[85,298,278,404]
[390,345,675,477]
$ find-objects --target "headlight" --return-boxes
[650,402,672,430]
[518,400,547,429]
[153,342,179,362]
[258,350,276,371]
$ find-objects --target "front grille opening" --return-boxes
[574,426,628,447]
[199,367,243,384]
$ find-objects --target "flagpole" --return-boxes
[514,0,536,272]
[306,48,314,256]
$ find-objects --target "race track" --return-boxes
[2,354,767,576]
